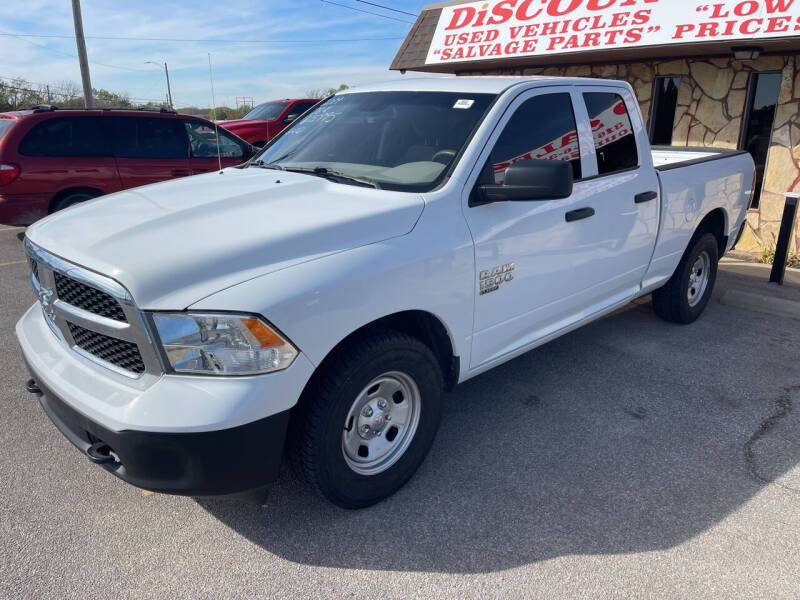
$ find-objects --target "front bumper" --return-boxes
[17,302,316,496]
[26,370,290,496]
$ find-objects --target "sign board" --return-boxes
[425,0,800,65]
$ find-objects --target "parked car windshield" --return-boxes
[253,91,496,192]
[243,102,288,121]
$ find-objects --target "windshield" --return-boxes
[243,102,288,121]
[254,91,496,192]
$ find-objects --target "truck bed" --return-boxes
[651,146,750,172]
[641,147,754,294]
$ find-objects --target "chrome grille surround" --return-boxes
[24,238,163,381]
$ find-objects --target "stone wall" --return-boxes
[458,54,800,254]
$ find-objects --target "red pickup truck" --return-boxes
[217,99,319,146]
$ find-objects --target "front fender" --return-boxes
[189,217,475,375]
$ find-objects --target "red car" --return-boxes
[0,106,256,226]
[217,99,319,146]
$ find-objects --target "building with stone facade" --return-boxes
[391,0,800,254]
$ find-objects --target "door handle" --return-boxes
[565,207,595,222]
[635,191,658,204]
[171,169,190,177]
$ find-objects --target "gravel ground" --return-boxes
[1,225,799,599]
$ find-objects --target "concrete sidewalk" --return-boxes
[716,258,800,321]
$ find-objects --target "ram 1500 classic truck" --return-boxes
[17,77,755,508]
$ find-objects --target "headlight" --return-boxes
[151,313,298,376]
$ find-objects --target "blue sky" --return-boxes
[0,0,433,107]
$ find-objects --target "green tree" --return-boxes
[304,83,349,99]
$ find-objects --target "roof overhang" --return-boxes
[391,0,800,73]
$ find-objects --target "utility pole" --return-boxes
[71,0,93,108]
[164,62,173,109]
[146,61,174,109]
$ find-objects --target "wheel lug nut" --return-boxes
[362,406,373,417]
[377,399,387,409]
[361,424,370,434]
[386,415,391,421]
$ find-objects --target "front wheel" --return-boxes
[290,330,443,509]
[652,232,719,324]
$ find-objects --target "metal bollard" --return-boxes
[769,192,799,285]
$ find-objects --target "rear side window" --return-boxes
[113,117,187,159]
[19,117,108,157]
[490,93,582,183]
[582,92,638,175]
[0,119,16,142]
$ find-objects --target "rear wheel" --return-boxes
[290,329,443,508]
[51,190,100,213]
[652,232,719,324]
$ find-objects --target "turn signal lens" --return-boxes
[151,312,298,376]
[0,164,20,186]
[242,318,284,348]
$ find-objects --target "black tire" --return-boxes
[652,232,719,324]
[290,329,443,509]
[51,191,100,213]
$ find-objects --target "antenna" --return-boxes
[207,53,223,174]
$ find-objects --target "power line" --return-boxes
[1,30,150,72]
[0,32,405,44]
[352,0,417,17]
[319,0,416,23]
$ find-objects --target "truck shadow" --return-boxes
[199,292,800,574]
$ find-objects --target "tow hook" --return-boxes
[25,379,41,395]
[86,442,117,464]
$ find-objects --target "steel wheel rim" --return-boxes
[687,251,711,308]
[342,371,421,476]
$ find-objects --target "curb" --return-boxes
[719,289,800,321]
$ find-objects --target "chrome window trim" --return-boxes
[24,238,164,382]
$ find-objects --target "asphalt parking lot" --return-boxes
[1,224,799,599]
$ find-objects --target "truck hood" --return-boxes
[27,168,424,309]
[218,118,267,130]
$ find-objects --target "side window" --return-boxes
[19,117,107,157]
[285,101,317,122]
[113,117,187,159]
[490,93,581,184]
[184,121,244,159]
[582,92,638,175]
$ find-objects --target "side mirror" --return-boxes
[283,113,299,124]
[475,160,573,205]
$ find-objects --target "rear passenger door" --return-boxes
[111,116,191,188]
[16,115,122,196]
[183,120,250,173]
[578,88,660,296]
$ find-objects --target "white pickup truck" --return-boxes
[18,77,754,508]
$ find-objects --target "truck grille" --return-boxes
[54,272,127,322]
[67,322,146,374]
[25,238,161,378]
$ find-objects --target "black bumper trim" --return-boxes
[27,371,290,497]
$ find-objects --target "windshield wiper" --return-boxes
[284,166,380,189]
[250,159,284,170]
